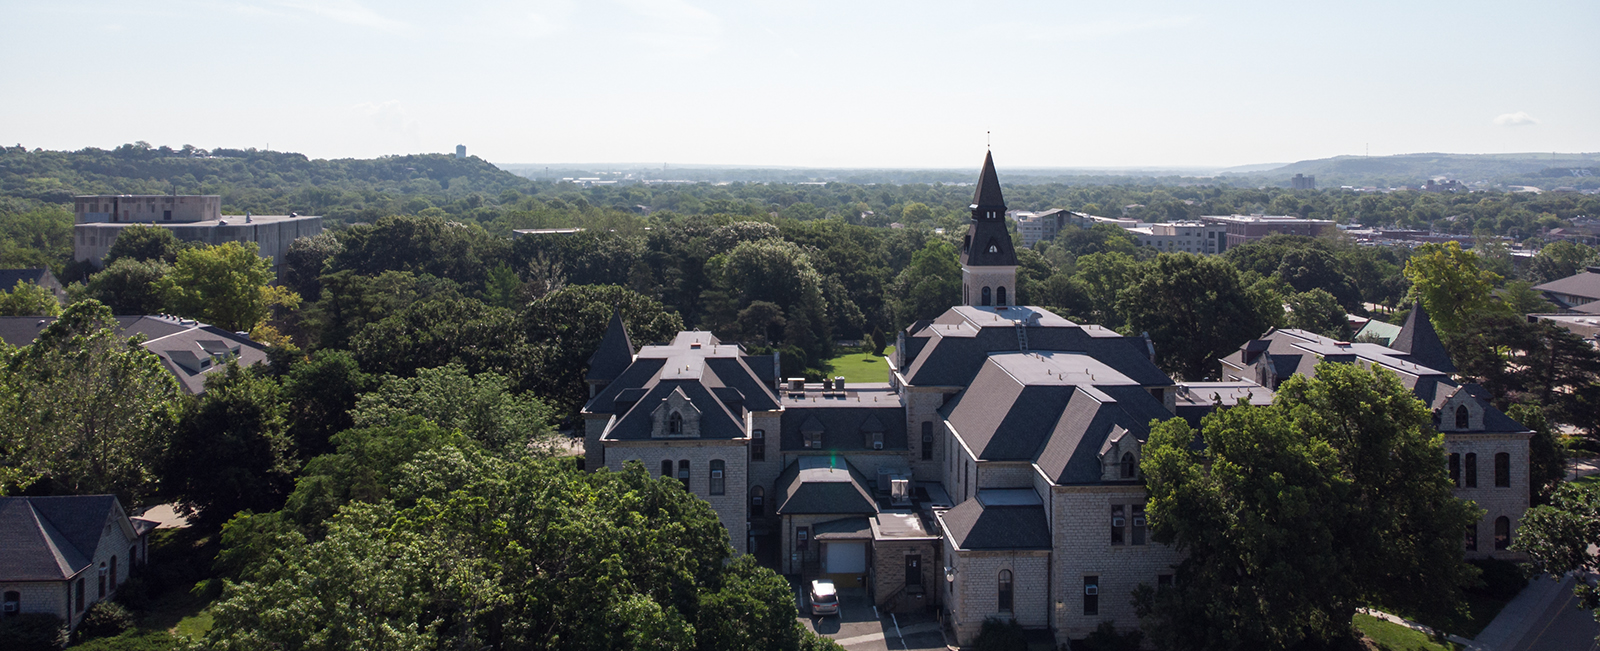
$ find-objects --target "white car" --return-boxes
[808,579,839,617]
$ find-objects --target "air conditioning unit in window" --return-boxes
[1084,585,1099,596]
[873,441,883,450]
[809,440,822,449]
[1112,517,1125,527]
[3,602,17,614]
[1133,517,1146,527]
[711,470,723,480]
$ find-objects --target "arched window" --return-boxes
[98,562,107,598]
[661,459,673,479]
[709,460,725,495]
[1494,516,1511,550]
[109,556,117,591]
[1449,453,1460,486]
[998,570,1014,613]
[921,422,934,461]
[1465,524,1478,551]
[1121,452,1136,479]
[668,412,683,436]
[1494,452,1510,488]
[1455,405,1470,430]
[751,486,765,517]
[1465,453,1477,488]
[981,287,992,306]
[678,460,691,490]
[996,286,1008,306]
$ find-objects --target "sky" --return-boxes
[1,0,1596,169]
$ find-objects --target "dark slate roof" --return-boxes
[779,405,908,451]
[961,220,1016,267]
[1433,384,1531,435]
[1533,271,1600,302]
[0,269,58,294]
[1390,302,1456,374]
[1034,385,1174,485]
[902,306,1171,389]
[939,499,1051,550]
[0,496,128,581]
[585,332,781,441]
[773,457,879,515]
[586,310,635,383]
[971,151,1007,214]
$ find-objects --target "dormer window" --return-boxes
[1120,452,1136,479]
[1454,405,1469,430]
[668,412,683,436]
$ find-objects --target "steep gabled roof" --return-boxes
[586,310,635,383]
[0,495,129,582]
[970,151,1007,214]
[938,492,1051,550]
[1390,302,1456,374]
[773,456,878,515]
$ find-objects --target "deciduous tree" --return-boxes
[160,241,300,332]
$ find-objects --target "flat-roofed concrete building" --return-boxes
[1200,214,1335,251]
[1127,221,1228,255]
[72,195,322,272]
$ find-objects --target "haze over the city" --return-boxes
[2,0,1596,168]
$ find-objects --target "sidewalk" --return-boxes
[1471,573,1577,651]
[1357,608,1479,650]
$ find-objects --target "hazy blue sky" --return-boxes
[2,0,1595,168]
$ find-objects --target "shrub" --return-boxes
[112,575,152,610]
[0,612,68,651]
[1070,621,1144,651]
[973,618,1028,651]
[72,629,183,651]
[75,601,136,641]
[1467,558,1529,601]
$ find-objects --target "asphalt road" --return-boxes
[1509,583,1599,651]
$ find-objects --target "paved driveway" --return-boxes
[795,582,947,651]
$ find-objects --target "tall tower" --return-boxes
[960,151,1017,307]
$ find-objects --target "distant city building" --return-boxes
[1423,178,1468,193]
[72,195,322,272]
[1199,214,1335,250]
[1291,173,1316,190]
[1128,221,1229,255]
[455,144,467,159]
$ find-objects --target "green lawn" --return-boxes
[822,346,894,384]
[1353,614,1459,651]
[1574,474,1599,487]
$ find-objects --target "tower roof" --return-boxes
[1390,302,1455,374]
[970,151,1007,214]
[586,310,635,383]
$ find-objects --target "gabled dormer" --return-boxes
[1436,385,1484,432]
[651,387,702,438]
[1098,426,1142,481]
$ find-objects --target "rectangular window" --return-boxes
[870,432,884,449]
[922,422,934,460]
[76,578,85,613]
[1494,453,1510,488]
[661,460,673,479]
[1157,574,1173,589]
[1111,505,1125,545]
[1083,576,1099,616]
[1465,524,1478,551]
[709,460,725,495]
[678,460,690,490]
[1449,453,1460,487]
[796,527,808,550]
[751,429,764,462]
[1465,453,1477,488]
[1132,505,1147,545]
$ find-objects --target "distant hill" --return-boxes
[1236,152,1600,189]
[0,143,535,218]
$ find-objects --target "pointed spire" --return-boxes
[586,309,635,383]
[970,151,1007,219]
[1391,301,1455,374]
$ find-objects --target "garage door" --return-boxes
[823,541,866,574]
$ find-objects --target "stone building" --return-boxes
[71,194,322,272]
[0,496,157,629]
[1217,303,1532,559]
[580,154,1530,646]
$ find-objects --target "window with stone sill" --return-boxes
[1111,505,1125,545]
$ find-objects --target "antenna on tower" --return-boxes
[987,131,991,149]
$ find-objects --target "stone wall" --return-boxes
[943,547,1051,645]
[871,539,940,613]
[1446,432,1533,559]
[0,580,70,622]
[1050,485,1184,643]
[606,439,748,553]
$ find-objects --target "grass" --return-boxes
[821,346,894,384]
[1573,474,1599,487]
[1353,614,1460,651]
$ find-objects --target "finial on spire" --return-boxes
[987,130,991,149]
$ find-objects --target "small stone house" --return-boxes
[0,496,157,628]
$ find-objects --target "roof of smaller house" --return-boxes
[774,456,878,515]
[0,315,269,394]
[0,495,135,582]
[0,268,58,293]
[1534,271,1600,302]
[938,491,1051,550]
